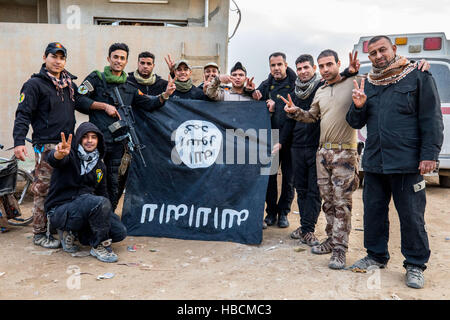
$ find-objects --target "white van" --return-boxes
[353,32,450,187]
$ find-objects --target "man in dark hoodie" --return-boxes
[127,51,168,95]
[77,43,176,211]
[45,122,126,263]
[13,42,90,249]
[253,52,297,229]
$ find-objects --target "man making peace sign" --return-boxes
[346,35,444,289]
[283,49,362,270]
[45,123,127,263]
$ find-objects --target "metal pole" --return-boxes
[204,0,209,27]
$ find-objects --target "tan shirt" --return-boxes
[288,76,358,145]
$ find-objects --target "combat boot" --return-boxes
[33,233,60,249]
[329,248,346,270]
[277,214,289,228]
[348,255,386,271]
[264,214,277,226]
[58,229,79,253]
[90,239,118,263]
[405,265,425,289]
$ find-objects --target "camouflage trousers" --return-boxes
[316,148,359,251]
[0,195,22,232]
[0,199,9,232]
[31,144,56,235]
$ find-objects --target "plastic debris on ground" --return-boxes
[31,249,60,255]
[293,247,306,253]
[0,272,5,277]
[118,262,141,267]
[127,245,137,252]
[149,249,159,252]
[350,267,367,273]
[96,272,115,280]
[391,293,401,300]
[71,251,91,257]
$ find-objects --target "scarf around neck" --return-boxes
[175,78,193,92]
[134,70,156,86]
[46,69,74,102]
[77,145,100,175]
[95,66,127,84]
[368,55,417,86]
[294,73,320,100]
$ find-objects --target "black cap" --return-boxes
[230,62,246,74]
[45,42,67,57]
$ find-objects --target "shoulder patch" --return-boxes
[19,92,25,103]
[96,169,103,183]
[78,85,88,95]
[81,80,94,92]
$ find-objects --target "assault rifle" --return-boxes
[108,87,147,167]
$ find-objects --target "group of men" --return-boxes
[11,36,444,289]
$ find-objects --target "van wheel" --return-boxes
[439,175,450,188]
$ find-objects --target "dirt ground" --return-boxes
[0,176,449,300]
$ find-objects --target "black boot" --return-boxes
[277,214,289,228]
[264,214,277,226]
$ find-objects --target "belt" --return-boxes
[320,142,358,150]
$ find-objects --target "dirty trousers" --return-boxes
[31,144,55,235]
[316,148,359,251]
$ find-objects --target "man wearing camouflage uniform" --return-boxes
[282,49,360,269]
[13,42,88,248]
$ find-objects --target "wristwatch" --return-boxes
[160,92,169,101]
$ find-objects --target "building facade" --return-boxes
[0,0,230,154]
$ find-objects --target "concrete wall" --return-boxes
[58,0,223,26]
[0,0,229,157]
[0,3,38,23]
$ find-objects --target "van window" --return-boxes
[429,63,450,103]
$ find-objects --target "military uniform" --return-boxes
[77,69,165,210]
[288,75,360,269]
[13,62,88,236]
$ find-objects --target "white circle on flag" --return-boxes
[174,120,222,169]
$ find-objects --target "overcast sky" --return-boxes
[227,0,450,84]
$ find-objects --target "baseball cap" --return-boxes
[45,42,67,57]
[204,62,220,71]
[174,59,191,70]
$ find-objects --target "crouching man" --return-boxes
[45,122,126,263]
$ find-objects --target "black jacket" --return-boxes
[346,69,444,174]
[13,64,89,147]
[77,71,164,143]
[127,72,168,96]
[280,81,321,148]
[257,67,297,130]
[171,85,209,100]
[45,122,108,212]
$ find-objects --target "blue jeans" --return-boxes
[49,194,127,247]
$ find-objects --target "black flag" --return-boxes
[121,99,273,244]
